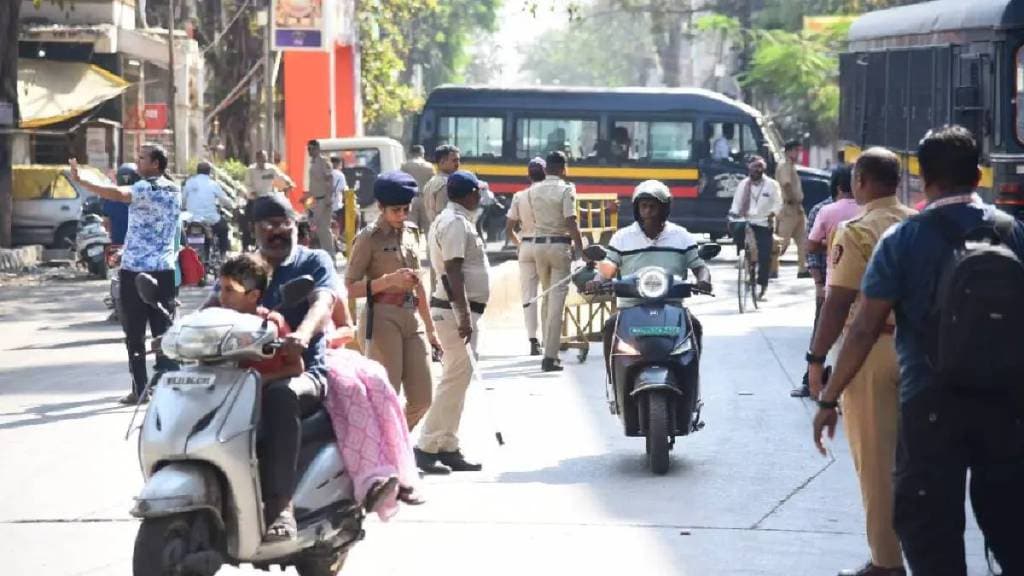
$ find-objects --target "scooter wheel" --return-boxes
[645,393,671,475]
[294,550,348,576]
[133,512,222,576]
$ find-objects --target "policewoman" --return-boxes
[345,171,440,430]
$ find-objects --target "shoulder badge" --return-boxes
[832,243,844,267]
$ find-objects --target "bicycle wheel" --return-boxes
[748,254,760,310]
[737,248,747,313]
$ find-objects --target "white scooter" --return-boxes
[129,273,362,576]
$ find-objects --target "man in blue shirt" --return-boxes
[205,194,338,542]
[182,161,235,255]
[813,126,1024,575]
[70,145,181,405]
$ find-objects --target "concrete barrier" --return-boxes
[0,245,43,272]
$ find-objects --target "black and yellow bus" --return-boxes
[413,85,829,237]
[840,0,1024,214]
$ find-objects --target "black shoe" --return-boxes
[797,271,812,279]
[118,391,148,405]
[437,450,483,472]
[770,271,779,280]
[791,371,811,397]
[758,285,768,301]
[529,338,542,356]
[413,448,451,475]
[541,357,563,372]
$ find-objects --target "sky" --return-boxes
[491,0,571,85]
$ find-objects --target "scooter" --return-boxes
[129,273,363,576]
[73,213,112,278]
[589,243,721,474]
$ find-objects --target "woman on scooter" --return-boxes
[586,180,713,374]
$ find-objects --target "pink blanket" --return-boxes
[323,348,418,521]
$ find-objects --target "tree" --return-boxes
[519,1,655,87]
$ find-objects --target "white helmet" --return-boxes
[632,180,671,221]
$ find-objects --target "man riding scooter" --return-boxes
[204,194,338,542]
[587,180,713,374]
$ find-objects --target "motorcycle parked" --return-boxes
[589,243,721,474]
[129,273,363,576]
[71,199,112,278]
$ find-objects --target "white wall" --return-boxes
[21,0,136,29]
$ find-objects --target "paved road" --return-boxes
[0,256,991,575]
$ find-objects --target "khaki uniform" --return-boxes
[418,202,490,454]
[308,155,336,258]
[421,173,450,232]
[345,220,432,429]
[402,158,436,232]
[828,194,916,569]
[244,163,294,198]
[507,187,541,341]
[520,176,576,360]
[774,160,807,274]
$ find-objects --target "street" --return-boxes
[0,256,991,576]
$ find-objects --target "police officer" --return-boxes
[344,171,439,431]
[805,148,915,576]
[518,151,584,372]
[813,126,1024,574]
[506,157,547,356]
[421,145,461,230]
[775,140,810,278]
[304,140,336,259]
[415,171,490,474]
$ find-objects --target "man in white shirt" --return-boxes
[712,123,736,161]
[728,155,782,299]
[330,156,349,237]
[183,161,236,255]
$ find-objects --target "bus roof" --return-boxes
[849,0,1024,42]
[424,85,764,119]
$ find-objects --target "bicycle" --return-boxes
[736,223,759,314]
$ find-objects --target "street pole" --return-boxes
[265,2,275,159]
[167,0,178,172]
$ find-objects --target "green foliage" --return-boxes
[216,158,247,182]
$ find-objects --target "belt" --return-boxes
[373,292,418,308]
[430,297,486,315]
[527,236,570,244]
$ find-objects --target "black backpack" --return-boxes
[918,208,1024,389]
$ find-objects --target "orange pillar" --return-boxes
[282,43,359,208]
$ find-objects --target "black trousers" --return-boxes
[729,221,773,288]
[258,373,325,520]
[119,269,177,395]
[893,386,1024,575]
[602,310,703,378]
[212,219,230,255]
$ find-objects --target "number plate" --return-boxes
[86,245,105,257]
[163,372,216,387]
[187,235,206,245]
[629,326,681,337]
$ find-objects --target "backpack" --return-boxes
[178,246,205,286]
[918,208,1024,389]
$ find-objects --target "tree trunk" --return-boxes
[0,0,22,247]
[652,11,684,88]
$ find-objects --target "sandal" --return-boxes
[363,476,399,513]
[398,485,426,506]
[264,508,297,542]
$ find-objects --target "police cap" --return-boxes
[374,170,417,206]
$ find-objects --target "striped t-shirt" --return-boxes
[606,222,704,308]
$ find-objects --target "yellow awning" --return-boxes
[17,58,130,129]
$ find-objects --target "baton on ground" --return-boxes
[521,261,598,309]
[441,275,505,446]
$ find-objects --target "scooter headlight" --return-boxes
[637,268,669,299]
[615,340,641,355]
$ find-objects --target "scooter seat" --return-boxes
[300,407,336,445]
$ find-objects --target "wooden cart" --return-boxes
[559,194,619,363]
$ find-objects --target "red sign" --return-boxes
[143,104,168,130]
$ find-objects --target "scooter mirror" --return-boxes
[279,275,316,308]
[135,273,161,307]
[582,245,607,261]
[698,243,722,261]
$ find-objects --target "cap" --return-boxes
[446,170,480,199]
[528,156,546,170]
[374,170,417,205]
[251,194,296,221]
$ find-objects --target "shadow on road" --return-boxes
[0,394,128,431]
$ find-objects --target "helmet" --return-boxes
[631,179,671,223]
[116,163,140,186]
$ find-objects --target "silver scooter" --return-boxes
[130,274,363,576]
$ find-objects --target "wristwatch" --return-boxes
[805,351,827,365]
[817,398,839,410]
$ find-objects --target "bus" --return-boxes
[413,85,830,237]
[840,0,1024,214]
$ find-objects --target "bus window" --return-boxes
[437,116,504,158]
[1016,45,1024,144]
[704,122,760,162]
[515,118,598,161]
[611,121,694,162]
